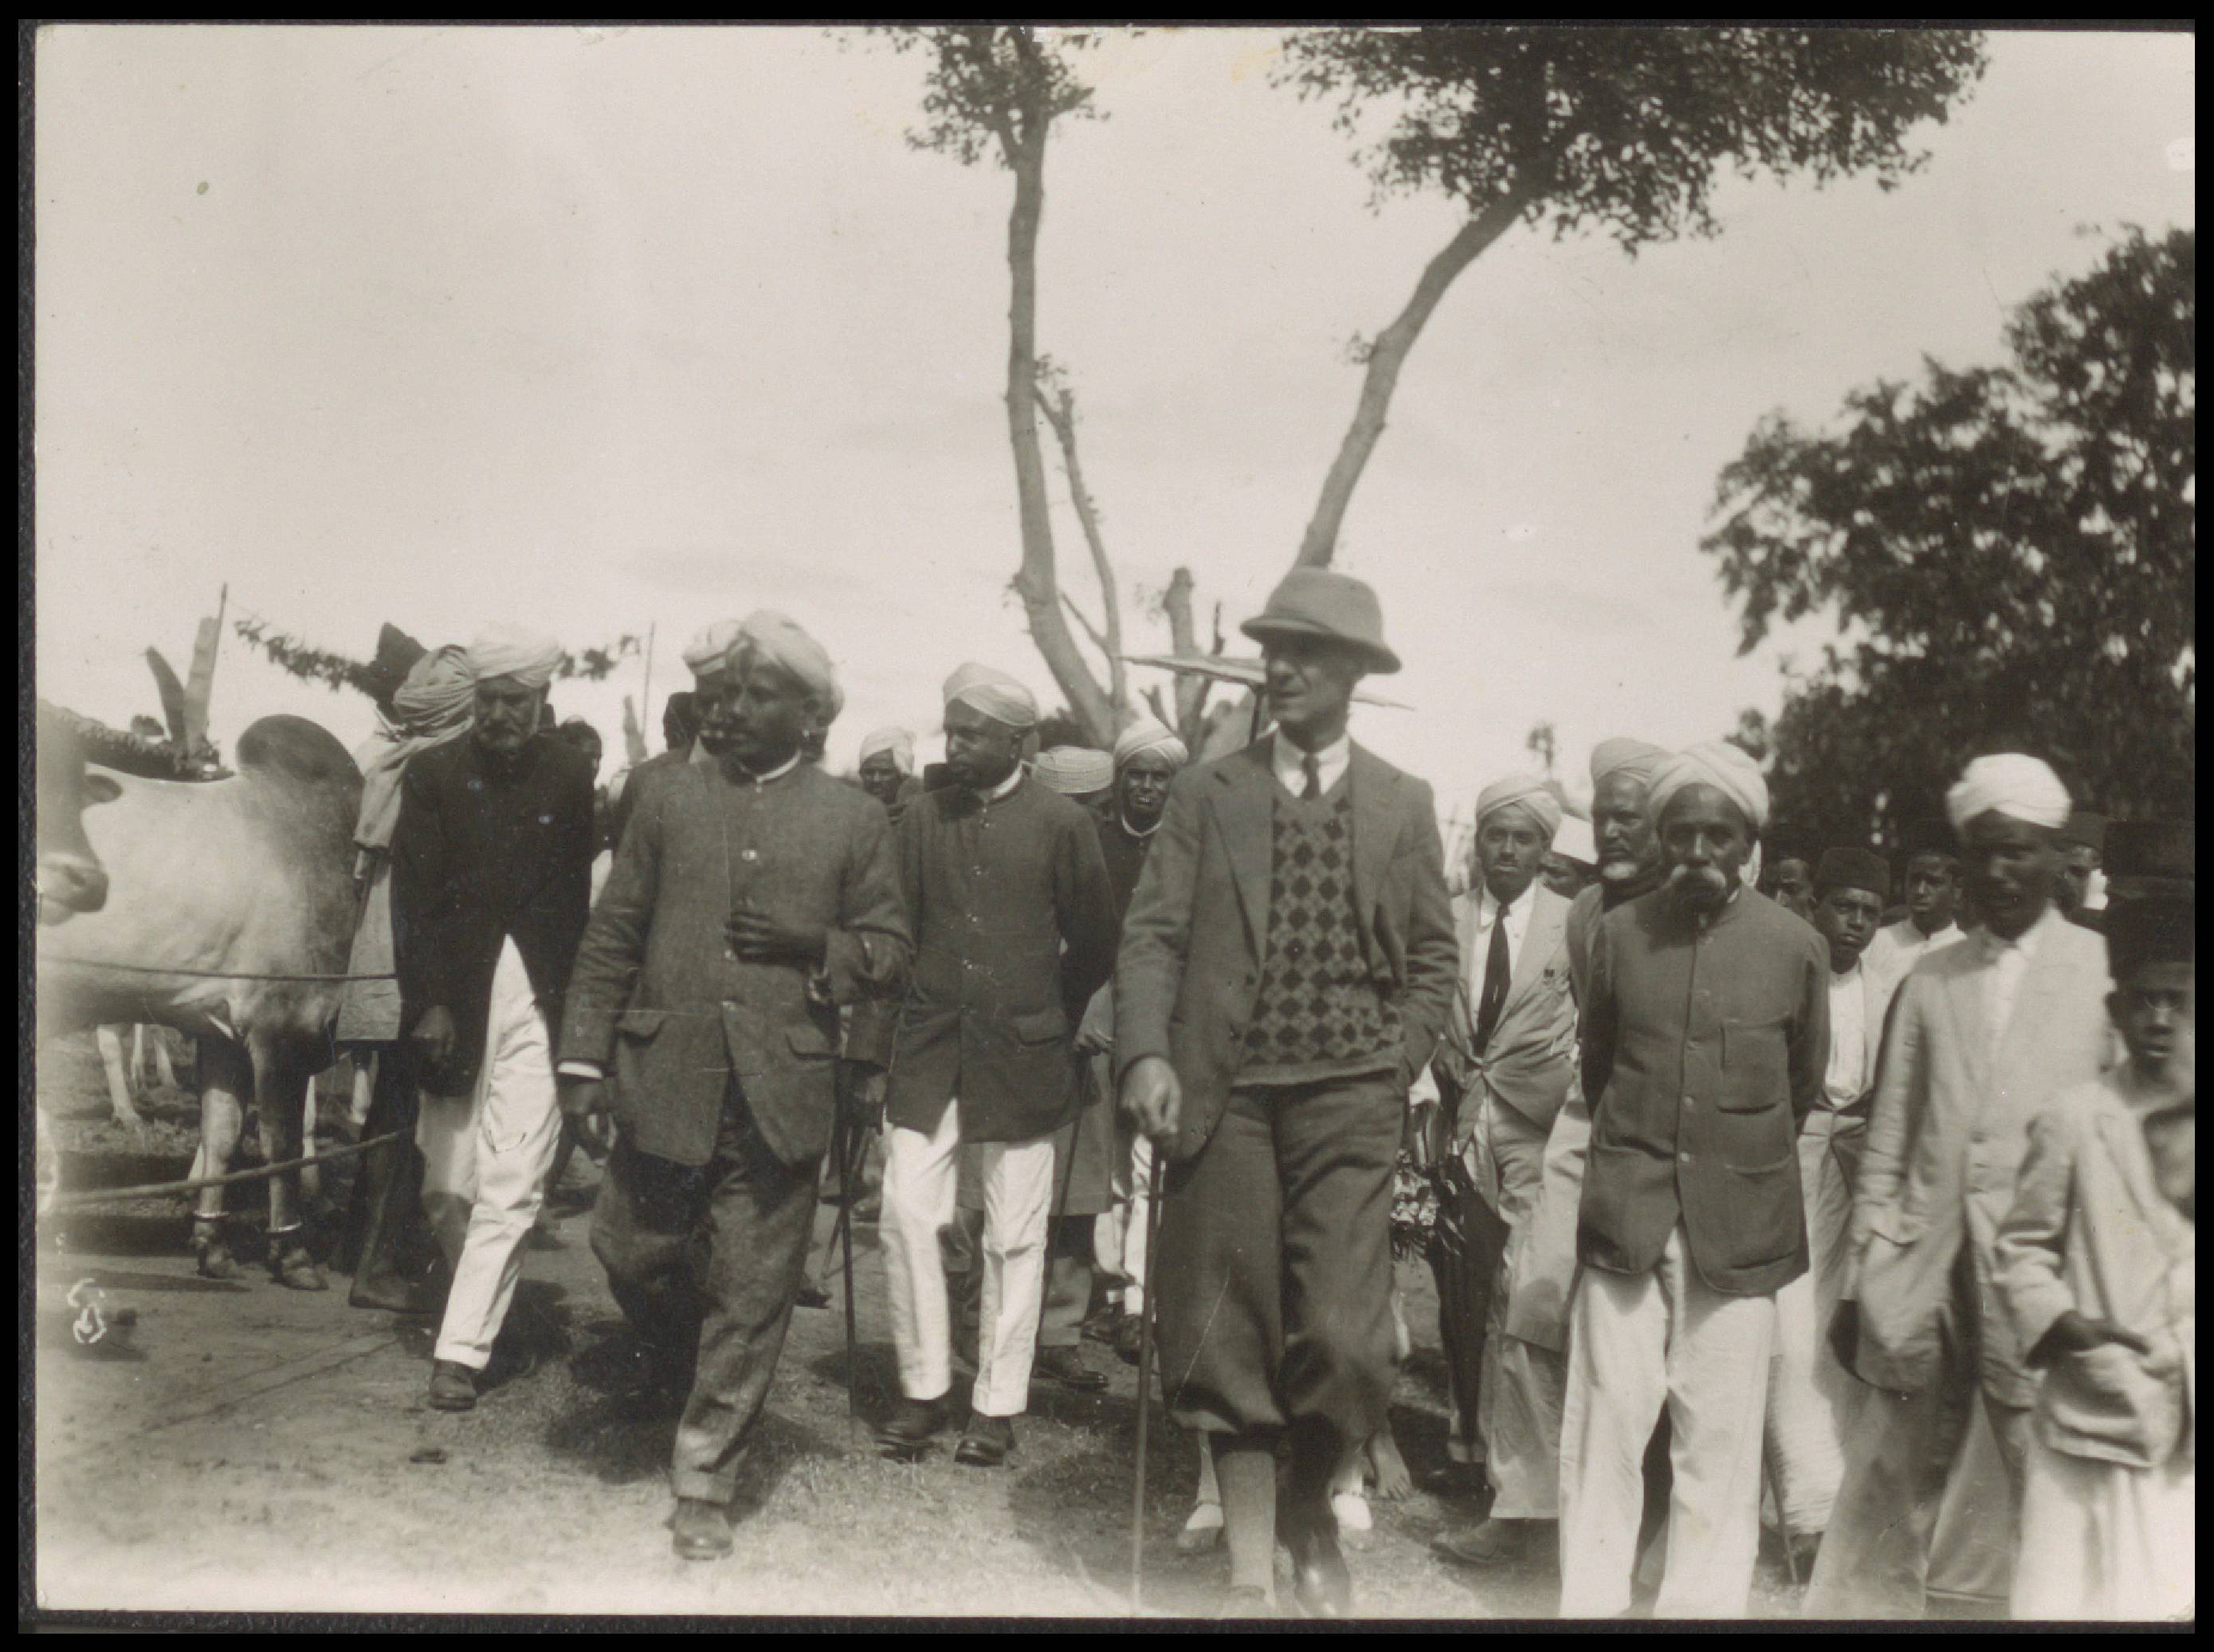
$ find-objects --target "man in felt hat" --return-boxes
[1419,774,1579,1570]
[1808,754,2116,1618]
[859,667,1117,1470]
[557,612,910,1560]
[1865,820,1966,1010]
[1995,893,2194,1620]
[1117,569,1458,1616]
[2055,811,2109,930]
[392,625,598,1415]
[1559,741,1830,1618]
[1765,846,1895,1571]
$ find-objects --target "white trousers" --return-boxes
[1762,1116,1859,1535]
[1096,1128,1156,1315]
[418,938,562,1371]
[1560,1224,1776,1619]
[881,1099,1056,1418]
[2012,1434,2195,1621]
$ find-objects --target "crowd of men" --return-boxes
[323,571,2190,1619]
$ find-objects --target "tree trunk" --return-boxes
[1293,190,1532,570]
[1160,566,1216,745]
[1002,123,1117,744]
[1035,386,1128,722]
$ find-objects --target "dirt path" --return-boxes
[33,1063,1811,1619]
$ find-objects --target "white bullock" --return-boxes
[37,714,362,1288]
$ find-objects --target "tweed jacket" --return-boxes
[1845,908,2114,1405]
[391,732,596,1094]
[855,773,1117,1144]
[1115,739,1458,1163]
[1577,885,1830,1296]
[1996,1073,2194,1470]
[1435,881,1576,1134]
[559,759,910,1170]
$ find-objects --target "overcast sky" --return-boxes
[33,25,2196,830]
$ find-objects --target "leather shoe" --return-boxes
[1033,1345,1108,1393]
[1282,1500,1352,1619]
[873,1395,951,1460]
[671,1497,733,1562]
[1432,1517,1543,1568]
[426,1359,478,1412]
[953,1411,1015,1467]
[1113,1316,1145,1366]
[793,1286,832,1311]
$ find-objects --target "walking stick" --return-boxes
[838,1103,868,1426]
[1130,1139,1166,1611]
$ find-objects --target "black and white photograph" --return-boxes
[25,21,2193,1625]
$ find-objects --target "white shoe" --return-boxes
[1177,1501,1225,1555]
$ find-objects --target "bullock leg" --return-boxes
[153,1030,180,1093]
[193,1037,253,1281]
[254,1037,326,1292]
[94,1025,149,1144]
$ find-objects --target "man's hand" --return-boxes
[838,1061,887,1133]
[1120,1055,1181,1145]
[557,1074,614,1154]
[410,1006,457,1077]
[2039,1310,2153,1361]
[727,908,829,967]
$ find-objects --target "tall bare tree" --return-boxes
[1274,26,1989,568]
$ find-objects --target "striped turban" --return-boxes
[1591,737,1668,791]
[682,620,744,680]
[1945,754,2071,835]
[465,624,563,689]
[736,610,841,724]
[1033,746,1114,797]
[944,663,1038,730]
[1649,742,1770,833]
[1113,718,1189,771]
[1476,773,1564,840]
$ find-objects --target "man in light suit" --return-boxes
[1808,755,2115,1618]
[1118,570,1458,1618]
[1418,774,1578,1568]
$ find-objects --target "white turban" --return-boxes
[1550,811,1596,867]
[943,663,1038,729]
[1113,717,1189,771]
[1591,736,1669,791]
[735,610,841,723]
[1476,773,1564,840]
[682,619,744,679]
[1649,741,1770,833]
[858,727,915,775]
[1033,746,1114,797]
[1945,753,2071,835]
[465,624,563,689]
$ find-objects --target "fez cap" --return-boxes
[2105,820,2193,884]
[1240,569,1400,675]
[1816,847,1892,901]
[2059,811,2108,852]
[1898,817,1958,861]
[2105,893,2195,978]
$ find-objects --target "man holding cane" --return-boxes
[556,613,909,1562]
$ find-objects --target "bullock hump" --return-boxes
[234,716,361,791]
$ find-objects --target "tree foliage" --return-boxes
[234,617,643,694]
[1705,225,2195,850]
[1272,26,1988,567]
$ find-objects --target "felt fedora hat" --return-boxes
[1239,568,1401,674]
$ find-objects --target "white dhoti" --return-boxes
[2012,1436,2194,1621]
[1762,1111,1864,1535]
[881,1098,1056,1418]
[1559,1223,1777,1619]
[417,937,563,1371]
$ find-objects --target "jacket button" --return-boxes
[1678,1151,1692,1163]
[1682,1095,1696,1109]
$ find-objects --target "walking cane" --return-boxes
[838,1101,868,1426]
[1130,1140,1166,1611]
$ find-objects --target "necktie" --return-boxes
[1473,904,1511,1055]
[1301,753,1322,802]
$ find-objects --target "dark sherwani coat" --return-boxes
[559,759,910,1170]
[391,732,596,1094]
[1576,884,1830,1297]
[856,774,1117,1144]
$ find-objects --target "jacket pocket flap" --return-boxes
[616,1008,670,1038]
[787,1022,836,1058]
[1013,1007,1069,1044]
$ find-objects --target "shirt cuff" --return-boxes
[556,1061,604,1081]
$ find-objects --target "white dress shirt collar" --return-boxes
[1271,731,1352,799]
[982,765,1025,802]
[731,750,802,786]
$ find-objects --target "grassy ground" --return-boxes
[34,1039,1813,1621]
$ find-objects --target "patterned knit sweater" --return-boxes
[1240,781,1400,1085]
